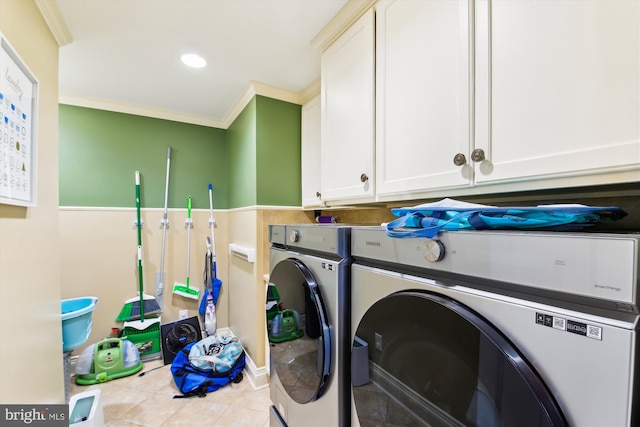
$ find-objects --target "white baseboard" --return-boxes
[243,351,270,390]
[222,327,270,390]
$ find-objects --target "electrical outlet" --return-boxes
[375,332,382,351]
[179,309,188,320]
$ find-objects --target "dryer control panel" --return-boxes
[352,226,640,312]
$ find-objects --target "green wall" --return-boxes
[256,96,301,207]
[59,95,301,210]
[226,95,301,209]
[227,98,257,208]
[59,105,228,209]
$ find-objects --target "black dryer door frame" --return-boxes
[269,257,332,403]
[353,290,567,427]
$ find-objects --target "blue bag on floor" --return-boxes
[387,199,627,239]
[171,335,245,398]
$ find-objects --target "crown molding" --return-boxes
[221,81,305,128]
[252,80,301,105]
[300,78,321,105]
[35,0,73,46]
[61,78,308,130]
[221,83,257,128]
[311,0,376,52]
[59,95,226,128]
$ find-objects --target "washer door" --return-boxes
[268,258,332,404]
[353,291,567,427]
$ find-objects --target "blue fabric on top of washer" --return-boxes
[386,198,627,239]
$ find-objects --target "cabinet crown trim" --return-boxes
[311,0,376,52]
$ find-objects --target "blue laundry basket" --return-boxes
[61,297,98,352]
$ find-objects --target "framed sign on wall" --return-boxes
[0,32,38,207]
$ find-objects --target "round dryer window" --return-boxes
[268,258,332,404]
[352,291,567,427]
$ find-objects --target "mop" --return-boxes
[173,195,200,299]
[199,184,222,336]
[155,147,171,311]
[201,237,216,336]
[116,171,161,322]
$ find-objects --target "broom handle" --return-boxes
[136,171,144,322]
[160,147,171,272]
[186,196,192,286]
[208,184,216,264]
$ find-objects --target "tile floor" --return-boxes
[69,358,271,427]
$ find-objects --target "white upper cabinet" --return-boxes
[316,0,639,206]
[320,7,375,203]
[376,0,473,198]
[301,95,323,208]
[474,0,640,187]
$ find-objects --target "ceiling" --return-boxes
[50,0,349,128]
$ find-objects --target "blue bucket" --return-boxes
[61,297,98,352]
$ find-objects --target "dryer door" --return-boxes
[268,257,332,404]
[353,291,567,427]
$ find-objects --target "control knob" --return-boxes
[423,239,445,262]
[289,230,300,243]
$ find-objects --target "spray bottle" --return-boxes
[205,293,216,336]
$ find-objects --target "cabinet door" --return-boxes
[301,95,323,208]
[376,0,472,198]
[475,0,640,185]
[320,8,375,203]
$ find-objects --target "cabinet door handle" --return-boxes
[360,173,369,183]
[453,153,467,166]
[471,149,485,162]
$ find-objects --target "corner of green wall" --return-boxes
[255,96,301,207]
[227,98,257,209]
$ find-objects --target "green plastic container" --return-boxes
[122,317,161,360]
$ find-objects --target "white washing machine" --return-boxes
[268,224,352,427]
[350,226,640,427]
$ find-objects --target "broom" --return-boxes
[173,195,200,299]
[116,171,161,322]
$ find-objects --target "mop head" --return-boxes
[173,279,200,300]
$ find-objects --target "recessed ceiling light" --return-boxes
[181,53,207,68]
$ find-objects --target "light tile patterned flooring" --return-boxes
[70,358,270,427]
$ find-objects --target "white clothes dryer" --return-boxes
[350,227,639,427]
